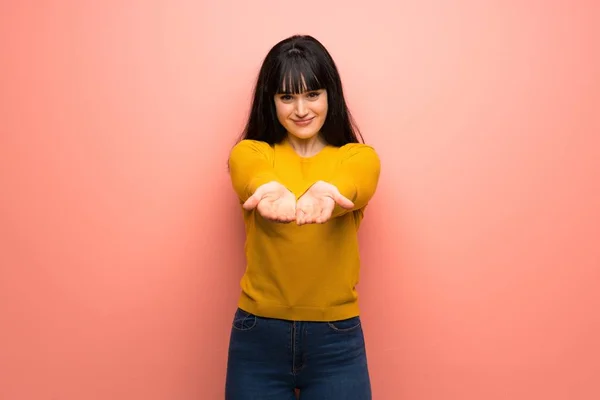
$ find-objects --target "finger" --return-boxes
[301,207,319,225]
[316,202,334,224]
[280,212,294,223]
[298,208,313,225]
[277,201,294,222]
[272,202,295,223]
[272,204,290,223]
[307,205,320,224]
[243,194,261,210]
[333,192,354,209]
[286,203,297,222]
[264,211,279,221]
[296,209,306,225]
[258,201,279,221]
[296,205,307,225]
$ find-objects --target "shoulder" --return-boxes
[230,139,274,159]
[337,143,380,162]
[231,139,274,152]
[338,143,377,152]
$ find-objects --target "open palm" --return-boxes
[243,181,296,223]
[296,181,354,225]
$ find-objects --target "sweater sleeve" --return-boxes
[327,144,381,217]
[228,140,279,202]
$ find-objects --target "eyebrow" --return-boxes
[277,89,323,95]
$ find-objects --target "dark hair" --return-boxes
[239,35,363,146]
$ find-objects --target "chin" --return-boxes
[288,131,319,140]
[286,125,323,140]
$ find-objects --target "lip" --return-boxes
[292,117,314,126]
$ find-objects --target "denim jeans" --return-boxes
[225,308,372,399]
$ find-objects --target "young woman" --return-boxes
[225,34,380,400]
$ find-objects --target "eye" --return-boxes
[279,94,293,101]
[307,91,320,98]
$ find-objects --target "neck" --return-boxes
[286,134,327,157]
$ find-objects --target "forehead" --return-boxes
[280,77,306,93]
[277,70,322,94]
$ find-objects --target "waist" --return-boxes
[238,292,361,322]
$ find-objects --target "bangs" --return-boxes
[272,53,326,94]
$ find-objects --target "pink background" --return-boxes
[1,1,599,399]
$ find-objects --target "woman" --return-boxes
[226,34,380,400]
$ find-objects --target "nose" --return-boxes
[294,98,308,118]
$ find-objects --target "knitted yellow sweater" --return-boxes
[228,139,380,321]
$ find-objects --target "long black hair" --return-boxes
[239,35,363,146]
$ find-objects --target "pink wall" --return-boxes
[1,1,599,399]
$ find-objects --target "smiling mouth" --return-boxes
[293,117,314,125]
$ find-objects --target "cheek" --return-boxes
[274,105,285,124]
[275,103,292,120]
[316,100,328,117]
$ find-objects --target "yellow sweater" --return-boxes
[228,138,381,321]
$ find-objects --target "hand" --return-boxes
[243,181,296,223]
[296,180,354,225]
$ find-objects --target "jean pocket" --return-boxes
[327,316,361,332]
[232,308,258,331]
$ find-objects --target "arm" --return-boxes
[228,140,279,203]
[327,144,381,217]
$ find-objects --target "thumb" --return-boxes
[243,191,262,210]
[333,190,354,210]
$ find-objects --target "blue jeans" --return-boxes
[225,308,372,399]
